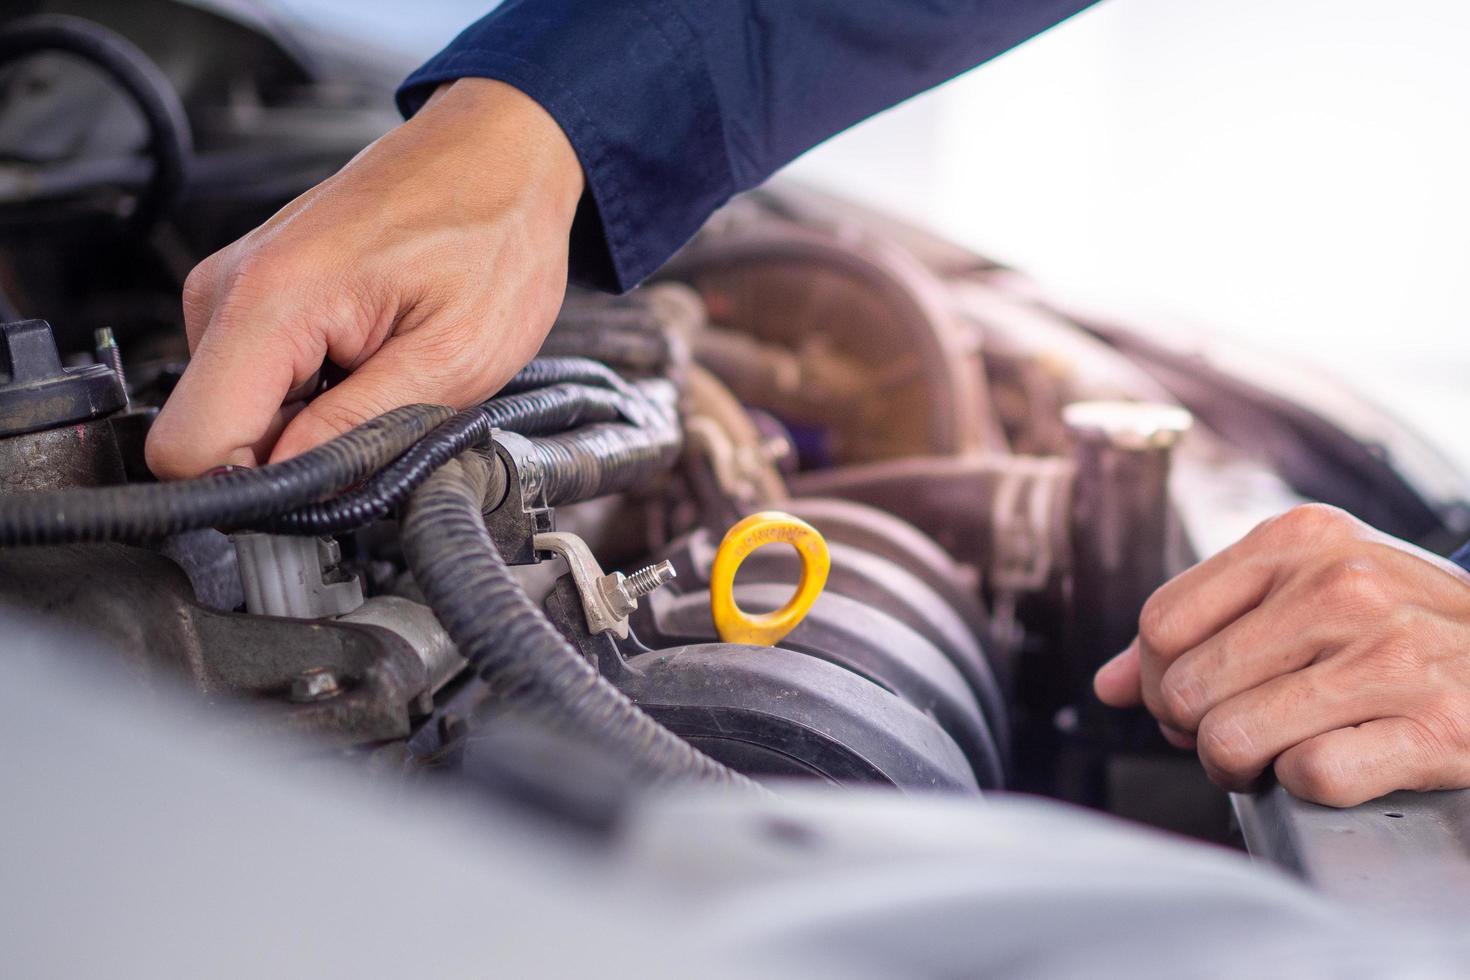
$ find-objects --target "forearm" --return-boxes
[397,0,1100,292]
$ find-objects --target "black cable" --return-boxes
[0,403,451,546]
[498,356,636,397]
[0,14,193,229]
[261,381,644,535]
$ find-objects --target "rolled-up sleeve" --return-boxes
[398,0,1099,292]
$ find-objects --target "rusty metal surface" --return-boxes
[0,541,436,745]
[0,416,127,491]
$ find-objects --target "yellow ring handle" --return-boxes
[710,511,830,647]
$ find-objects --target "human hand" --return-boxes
[145,78,583,478]
[1094,504,1470,807]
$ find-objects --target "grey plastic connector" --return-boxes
[233,532,364,619]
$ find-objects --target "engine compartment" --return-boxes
[4,0,1470,895]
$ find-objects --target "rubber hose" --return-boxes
[498,357,635,397]
[262,382,646,534]
[401,453,750,788]
[530,412,682,507]
[0,15,193,229]
[0,404,451,545]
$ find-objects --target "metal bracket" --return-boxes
[533,531,674,639]
[486,431,554,565]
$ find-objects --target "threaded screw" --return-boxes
[599,560,677,619]
[623,560,676,599]
[93,327,129,411]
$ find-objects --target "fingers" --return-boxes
[1094,641,1142,707]
[146,337,315,478]
[1193,661,1379,791]
[1136,535,1275,659]
[267,330,487,462]
[1150,593,1327,731]
[1274,718,1455,808]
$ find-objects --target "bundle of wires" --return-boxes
[0,357,676,546]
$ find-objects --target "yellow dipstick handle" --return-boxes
[710,511,830,647]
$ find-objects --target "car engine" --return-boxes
[5,2,1470,949]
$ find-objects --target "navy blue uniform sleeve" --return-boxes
[1451,540,1470,575]
[397,1,1100,293]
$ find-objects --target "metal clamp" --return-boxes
[533,531,675,639]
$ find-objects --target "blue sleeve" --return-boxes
[397,0,1100,293]
[1452,540,1470,575]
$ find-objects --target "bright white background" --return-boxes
[279,0,1470,473]
[788,0,1470,473]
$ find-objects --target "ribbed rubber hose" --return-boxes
[498,357,635,397]
[262,382,649,534]
[532,413,682,507]
[401,454,751,788]
[0,404,451,545]
[0,15,193,229]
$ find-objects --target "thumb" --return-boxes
[146,298,325,479]
[1094,640,1144,707]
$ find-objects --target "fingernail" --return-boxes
[224,447,257,469]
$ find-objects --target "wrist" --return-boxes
[415,77,585,225]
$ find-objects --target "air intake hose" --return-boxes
[401,453,750,788]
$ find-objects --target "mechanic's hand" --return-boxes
[145,78,584,478]
[1094,504,1470,807]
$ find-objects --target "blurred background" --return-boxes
[281,0,1470,471]
[790,0,1470,475]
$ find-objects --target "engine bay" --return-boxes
[5,1,1470,943]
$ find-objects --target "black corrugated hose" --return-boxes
[498,357,636,397]
[261,380,657,534]
[532,407,681,507]
[401,452,751,788]
[0,356,675,545]
[0,404,451,546]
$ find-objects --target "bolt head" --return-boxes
[598,571,638,618]
[290,666,341,703]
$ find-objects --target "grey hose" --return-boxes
[401,453,753,788]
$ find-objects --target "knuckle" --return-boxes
[219,251,278,297]
[1265,503,1351,543]
[1316,558,1391,616]
[1159,671,1207,729]
[1279,743,1360,808]
[1137,594,1179,653]
[1281,505,1346,537]
[1197,712,1260,783]
[182,258,218,307]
